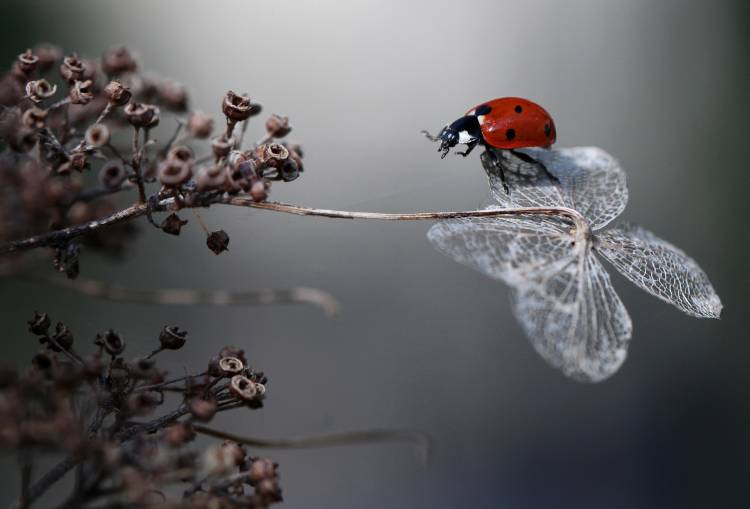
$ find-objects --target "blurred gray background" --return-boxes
[1,0,748,507]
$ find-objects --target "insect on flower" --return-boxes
[427,146,722,382]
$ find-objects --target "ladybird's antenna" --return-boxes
[421,130,440,142]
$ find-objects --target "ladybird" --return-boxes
[423,97,558,192]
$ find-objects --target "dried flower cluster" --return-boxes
[1,311,282,508]
[0,44,304,276]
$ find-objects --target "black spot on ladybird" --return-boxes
[475,104,491,116]
[505,128,516,141]
[514,105,522,113]
[544,123,551,137]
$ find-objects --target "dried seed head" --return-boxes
[222,91,260,122]
[68,151,89,172]
[127,391,160,416]
[189,398,218,422]
[157,79,188,111]
[96,329,125,356]
[187,111,214,139]
[101,46,138,76]
[254,143,289,167]
[167,145,194,164]
[211,136,234,159]
[158,159,192,187]
[21,107,47,129]
[27,311,51,335]
[98,161,127,189]
[33,43,62,71]
[85,123,110,148]
[59,54,85,83]
[25,79,57,104]
[206,230,230,255]
[249,178,270,202]
[69,80,94,105]
[17,49,39,74]
[196,164,226,191]
[158,325,187,350]
[103,80,132,106]
[229,375,259,401]
[52,322,74,350]
[124,102,159,129]
[218,356,244,376]
[159,213,188,236]
[265,114,292,138]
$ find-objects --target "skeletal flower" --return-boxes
[428,147,721,382]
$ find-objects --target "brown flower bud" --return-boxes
[21,107,47,129]
[127,391,160,416]
[96,329,125,356]
[103,80,132,106]
[219,346,247,363]
[17,49,39,74]
[189,398,218,422]
[124,102,159,128]
[159,325,187,350]
[249,178,269,202]
[187,111,214,139]
[265,114,292,138]
[33,43,62,72]
[27,311,51,335]
[254,143,289,167]
[98,161,127,189]
[206,230,230,255]
[157,79,188,111]
[167,145,194,163]
[101,46,138,76]
[256,478,283,502]
[229,375,259,401]
[158,159,192,187]
[25,79,57,104]
[159,213,188,236]
[164,422,195,447]
[85,123,110,147]
[248,458,277,484]
[218,356,244,376]
[211,136,234,159]
[196,164,226,191]
[59,54,85,83]
[222,91,260,122]
[69,80,94,105]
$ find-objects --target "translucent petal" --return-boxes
[595,224,723,318]
[428,218,632,382]
[481,146,628,231]
[511,252,632,382]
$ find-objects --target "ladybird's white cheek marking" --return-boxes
[477,115,486,125]
[458,130,474,143]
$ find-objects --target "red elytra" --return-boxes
[469,97,556,149]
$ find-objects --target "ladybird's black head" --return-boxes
[422,115,482,159]
[436,125,459,158]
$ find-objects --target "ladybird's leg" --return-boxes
[485,148,510,194]
[456,141,477,157]
[510,149,560,184]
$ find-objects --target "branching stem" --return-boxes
[0,197,590,256]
